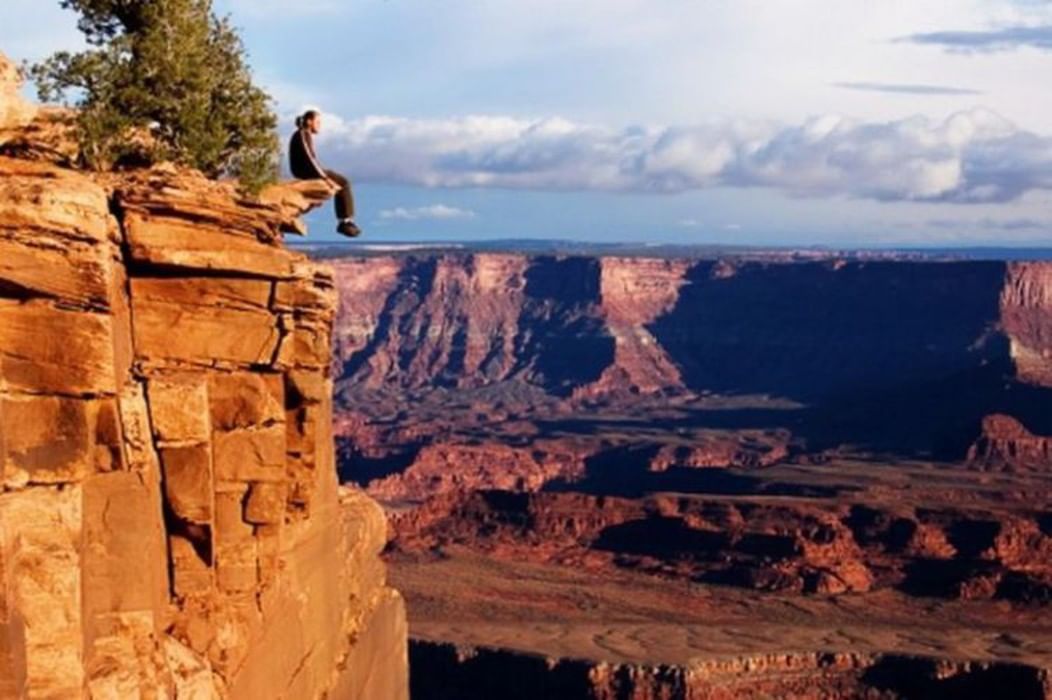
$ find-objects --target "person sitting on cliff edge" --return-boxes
[289,109,361,238]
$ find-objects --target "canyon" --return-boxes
[331,251,1052,698]
[0,53,407,699]
[5,34,1051,696]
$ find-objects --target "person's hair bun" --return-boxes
[296,110,319,130]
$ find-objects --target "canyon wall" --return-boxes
[1002,262,1052,388]
[0,59,407,698]
[333,253,1051,400]
[333,254,615,396]
[331,252,1052,614]
[333,253,1052,462]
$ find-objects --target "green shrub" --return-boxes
[30,0,279,191]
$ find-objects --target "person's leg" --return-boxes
[325,170,362,237]
[325,170,355,221]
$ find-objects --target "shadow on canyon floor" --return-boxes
[532,363,1052,462]
[544,446,852,499]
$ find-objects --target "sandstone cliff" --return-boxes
[0,55,407,699]
[1002,262,1052,388]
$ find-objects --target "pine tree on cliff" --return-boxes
[29,0,278,191]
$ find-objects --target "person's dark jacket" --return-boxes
[289,128,327,180]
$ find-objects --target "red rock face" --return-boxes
[332,254,1052,491]
[1002,262,1052,387]
[333,254,545,390]
[0,81,408,698]
[331,256,1052,402]
[647,432,791,472]
[388,485,1052,604]
[366,442,587,502]
[969,414,1052,472]
[333,254,694,397]
[582,258,691,397]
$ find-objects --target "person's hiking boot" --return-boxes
[337,220,362,238]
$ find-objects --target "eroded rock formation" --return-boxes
[0,55,35,130]
[388,486,1052,603]
[409,641,1052,700]
[1002,262,1052,388]
[968,414,1052,472]
[333,254,1047,403]
[333,252,1052,492]
[0,61,407,698]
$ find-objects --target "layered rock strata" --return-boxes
[0,59,407,697]
[390,487,1052,603]
[409,641,1052,700]
[1002,262,1052,388]
[333,254,1050,403]
[333,253,1052,484]
[968,414,1052,471]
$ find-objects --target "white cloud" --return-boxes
[378,204,478,221]
[316,108,1052,204]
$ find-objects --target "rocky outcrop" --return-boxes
[0,53,35,130]
[388,487,1052,604]
[365,442,587,503]
[1002,263,1052,388]
[332,255,614,396]
[0,90,407,698]
[0,52,79,165]
[580,258,690,398]
[409,641,1052,700]
[968,414,1052,472]
[647,431,792,472]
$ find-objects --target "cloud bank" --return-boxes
[378,204,478,221]
[315,109,1052,204]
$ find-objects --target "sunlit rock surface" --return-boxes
[0,58,407,698]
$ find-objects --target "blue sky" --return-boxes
[4,0,1052,246]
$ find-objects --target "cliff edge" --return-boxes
[0,53,408,699]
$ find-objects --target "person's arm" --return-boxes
[302,130,333,184]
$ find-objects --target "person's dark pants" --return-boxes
[325,169,355,220]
